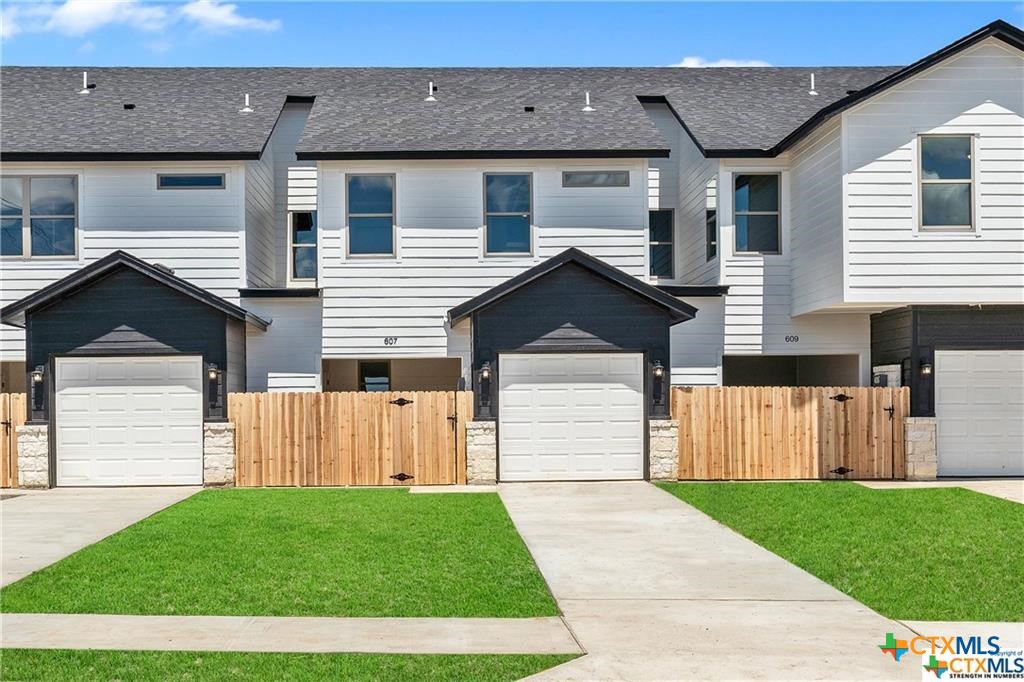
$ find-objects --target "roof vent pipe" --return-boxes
[582,91,595,112]
[424,81,436,102]
[239,93,254,113]
[78,71,90,95]
[808,73,818,96]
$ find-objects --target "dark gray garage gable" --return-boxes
[448,248,697,420]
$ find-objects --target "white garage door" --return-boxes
[935,350,1024,477]
[499,353,645,481]
[55,356,204,486]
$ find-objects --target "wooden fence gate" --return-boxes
[229,391,473,487]
[672,386,910,480]
[1,393,27,488]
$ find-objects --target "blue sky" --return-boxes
[1,2,1019,67]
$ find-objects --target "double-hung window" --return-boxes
[920,135,973,231]
[734,174,780,254]
[347,174,395,256]
[648,209,674,278]
[484,173,531,255]
[290,211,317,280]
[1,176,77,258]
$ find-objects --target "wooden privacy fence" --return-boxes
[671,386,910,480]
[228,391,473,487]
[1,393,27,488]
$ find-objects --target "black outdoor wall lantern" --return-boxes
[652,359,665,406]
[29,364,46,422]
[206,362,224,419]
[478,361,493,418]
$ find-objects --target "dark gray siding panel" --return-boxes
[870,308,913,366]
[472,262,672,417]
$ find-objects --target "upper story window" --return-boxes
[705,178,718,261]
[347,174,395,256]
[290,211,317,280]
[1,176,77,258]
[920,135,973,231]
[157,173,225,190]
[649,209,674,278]
[485,173,531,255]
[734,174,780,254]
[562,171,629,188]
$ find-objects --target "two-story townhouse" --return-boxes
[1,20,1020,487]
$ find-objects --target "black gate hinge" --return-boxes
[830,393,854,403]
[389,397,414,407]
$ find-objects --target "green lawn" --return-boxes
[0,650,577,682]
[658,482,1024,622]
[0,488,558,618]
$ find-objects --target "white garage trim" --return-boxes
[54,355,205,486]
[498,352,646,482]
[935,350,1024,477]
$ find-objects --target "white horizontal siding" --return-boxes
[789,119,844,314]
[670,296,724,386]
[318,159,647,358]
[271,103,316,287]
[243,298,323,391]
[843,38,1024,306]
[0,162,245,361]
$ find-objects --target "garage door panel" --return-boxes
[936,350,1024,477]
[56,356,203,486]
[499,353,644,482]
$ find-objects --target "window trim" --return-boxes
[345,173,397,258]
[1,174,79,260]
[561,170,630,188]
[156,173,226,190]
[705,178,718,262]
[288,210,317,283]
[358,359,391,392]
[733,172,782,255]
[917,134,975,233]
[483,171,533,257]
[648,208,675,279]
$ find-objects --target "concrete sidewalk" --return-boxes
[0,613,582,655]
[1,486,201,586]
[501,482,919,681]
[857,478,1023,504]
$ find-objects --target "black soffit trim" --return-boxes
[0,152,263,162]
[0,250,270,330]
[239,288,322,298]
[447,247,698,326]
[296,148,671,161]
[656,285,730,297]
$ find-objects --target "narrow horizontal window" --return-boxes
[347,175,395,256]
[1,175,77,258]
[157,174,226,190]
[485,173,531,255]
[562,171,630,188]
[734,174,780,254]
[920,135,973,231]
[290,211,317,280]
[649,209,673,278]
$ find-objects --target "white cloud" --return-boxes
[180,0,280,32]
[46,0,168,36]
[671,56,771,68]
[1,0,280,42]
[78,40,96,53]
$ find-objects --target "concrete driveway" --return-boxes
[2,487,201,587]
[501,482,918,681]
